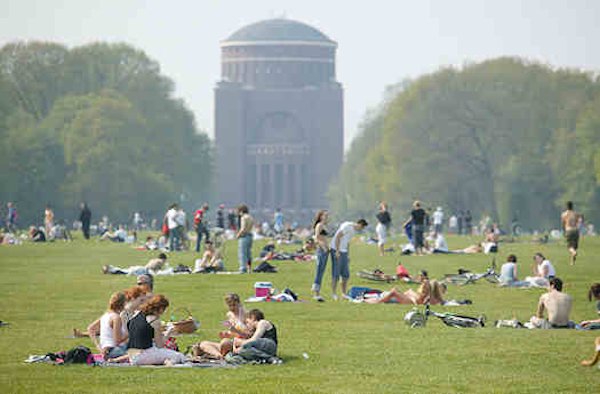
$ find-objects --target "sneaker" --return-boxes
[331,294,339,301]
[313,296,325,303]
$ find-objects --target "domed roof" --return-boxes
[225,18,334,43]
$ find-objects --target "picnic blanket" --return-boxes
[25,353,235,368]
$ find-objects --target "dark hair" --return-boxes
[205,239,213,245]
[247,309,265,321]
[419,270,428,278]
[550,277,563,292]
[357,219,368,227]
[158,253,167,260]
[588,283,600,301]
[533,253,545,260]
[312,210,327,229]
[507,254,517,263]
[566,201,573,210]
[238,204,249,214]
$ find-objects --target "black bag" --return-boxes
[253,262,277,273]
[283,287,298,301]
[64,345,91,364]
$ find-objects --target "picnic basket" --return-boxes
[168,307,199,334]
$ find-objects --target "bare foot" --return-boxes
[164,358,175,367]
[581,359,596,366]
[72,328,85,338]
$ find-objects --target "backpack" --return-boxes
[253,262,277,273]
[64,345,92,364]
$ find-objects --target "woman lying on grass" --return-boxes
[109,294,185,365]
[364,277,446,305]
[197,293,250,359]
[87,292,128,360]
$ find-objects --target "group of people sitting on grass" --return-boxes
[498,253,557,288]
[80,276,280,365]
[195,293,281,364]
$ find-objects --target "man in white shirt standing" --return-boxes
[330,219,368,300]
[166,204,179,251]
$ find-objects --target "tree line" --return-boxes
[0,41,212,226]
[329,58,600,231]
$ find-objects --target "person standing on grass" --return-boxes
[216,204,225,229]
[561,201,583,265]
[194,203,210,253]
[330,218,368,300]
[432,207,444,234]
[5,202,17,232]
[44,205,54,237]
[79,203,92,239]
[236,204,254,273]
[375,202,391,257]
[311,210,330,302]
[404,201,426,256]
[165,204,179,251]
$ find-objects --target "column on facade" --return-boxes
[295,160,302,209]
[256,156,263,208]
[283,162,290,208]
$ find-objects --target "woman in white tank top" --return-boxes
[87,292,129,360]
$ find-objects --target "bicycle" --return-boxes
[443,258,499,286]
[404,304,486,328]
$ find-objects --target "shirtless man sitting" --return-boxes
[527,277,573,329]
[561,201,583,265]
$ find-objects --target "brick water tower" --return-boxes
[215,18,343,215]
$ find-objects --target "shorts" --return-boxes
[375,223,387,246]
[330,250,350,280]
[565,230,579,249]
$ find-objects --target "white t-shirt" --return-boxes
[166,209,178,229]
[434,234,448,252]
[538,260,556,278]
[330,221,356,253]
[433,210,444,225]
[175,210,186,226]
[499,262,517,283]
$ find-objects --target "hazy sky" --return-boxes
[2,0,599,148]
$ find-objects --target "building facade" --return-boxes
[215,19,343,214]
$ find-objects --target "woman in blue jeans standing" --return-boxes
[236,204,254,273]
[311,210,330,302]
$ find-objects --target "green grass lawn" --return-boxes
[1,233,599,393]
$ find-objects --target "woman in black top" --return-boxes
[233,309,280,363]
[311,210,330,302]
[114,294,185,365]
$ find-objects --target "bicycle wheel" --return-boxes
[443,275,470,286]
[485,275,499,284]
